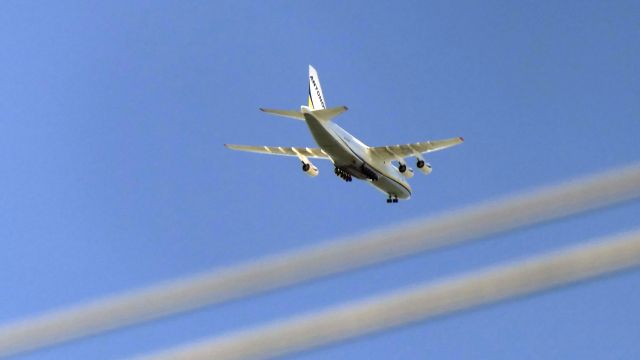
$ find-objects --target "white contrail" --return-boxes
[136,230,640,360]
[1,164,640,358]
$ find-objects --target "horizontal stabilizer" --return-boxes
[259,108,305,120]
[311,106,348,121]
[260,105,348,122]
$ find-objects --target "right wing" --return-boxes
[224,144,330,160]
[369,137,464,161]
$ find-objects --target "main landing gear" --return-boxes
[334,167,352,182]
[386,194,398,203]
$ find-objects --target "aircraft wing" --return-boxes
[370,137,464,161]
[224,144,330,159]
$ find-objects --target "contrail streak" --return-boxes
[1,164,639,358]
[136,230,640,360]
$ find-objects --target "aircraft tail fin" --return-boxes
[259,65,342,121]
[308,65,327,110]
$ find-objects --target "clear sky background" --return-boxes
[1,1,639,359]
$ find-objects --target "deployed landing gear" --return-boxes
[334,167,352,182]
[386,194,398,204]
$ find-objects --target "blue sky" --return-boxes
[1,1,639,359]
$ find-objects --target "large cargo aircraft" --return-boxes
[225,65,463,203]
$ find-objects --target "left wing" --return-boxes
[370,137,464,161]
[224,144,330,159]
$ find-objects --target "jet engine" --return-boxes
[416,159,432,175]
[302,161,319,177]
[397,162,414,178]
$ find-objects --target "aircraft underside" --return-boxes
[334,163,411,202]
[303,113,411,202]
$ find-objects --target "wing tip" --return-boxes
[459,136,464,142]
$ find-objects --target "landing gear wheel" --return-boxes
[335,167,353,183]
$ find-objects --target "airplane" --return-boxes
[225,65,463,203]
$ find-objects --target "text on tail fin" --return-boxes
[308,65,326,110]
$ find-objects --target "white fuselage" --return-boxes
[302,109,412,199]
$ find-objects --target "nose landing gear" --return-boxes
[386,195,399,203]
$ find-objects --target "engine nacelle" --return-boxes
[416,160,432,175]
[302,161,319,177]
[397,163,414,178]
